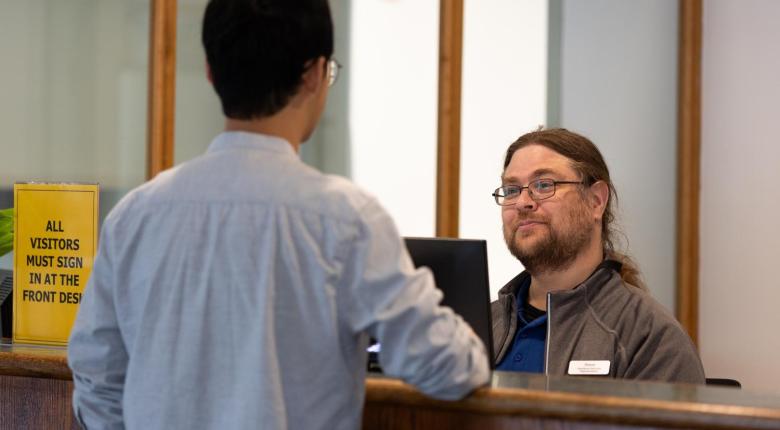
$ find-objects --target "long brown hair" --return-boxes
[503,128,645,289]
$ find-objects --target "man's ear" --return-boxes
[300,56,327,95]
[206,62,214,85]
[589,181,610,221]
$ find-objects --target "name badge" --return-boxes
[568,360,610,376]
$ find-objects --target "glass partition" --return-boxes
[169,1,680,304]
[550,0,679,311]
[342,0,440,236]
[173,0,222,164]
[0,0,150,269]
[173,0,441,237]
[459,0,679,305]
[459,0,548,298]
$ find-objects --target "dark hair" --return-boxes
[503,128,645,289]
[202,0,334,119]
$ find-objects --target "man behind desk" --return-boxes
[67,0,489,428]
[491,128,704,383]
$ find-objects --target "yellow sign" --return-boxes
[13,183,99,346]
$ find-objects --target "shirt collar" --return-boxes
[206,131,298,158]
[515,277,547,326]
[516,275,532,306]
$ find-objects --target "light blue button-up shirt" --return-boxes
[67,131,489,430]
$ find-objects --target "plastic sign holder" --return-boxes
[13,182,99,346]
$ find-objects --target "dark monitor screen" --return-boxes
[404,237,494,366]
[0,269,12,339]
[367,237,494,372]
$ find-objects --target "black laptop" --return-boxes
[0,269,13,338]
[368,237,494,371]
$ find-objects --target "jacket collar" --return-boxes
[498,259,622,301]
[497,271,530,302]
[493,259,624,369]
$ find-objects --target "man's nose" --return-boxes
[514,188,537,210]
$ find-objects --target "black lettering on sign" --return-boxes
[57,256,83,269]
[58,273,79,286]
[27,255,54,267]
[45,220,64,232]
[29,238,80,251]
[29,272,41,284]
[22,289,56,302]
[59,292,82,304]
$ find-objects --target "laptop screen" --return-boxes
[367,237,494,371]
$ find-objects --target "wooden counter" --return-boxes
[2,345,780,429]
[365,372,780,429]
[0,344,75,429]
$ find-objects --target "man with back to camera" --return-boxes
[490,128,705,383]
[67,0,489,428]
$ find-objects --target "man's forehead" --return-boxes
[502,145,576,181]
[503,166,565,180]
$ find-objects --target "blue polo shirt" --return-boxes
[496,277,547,373]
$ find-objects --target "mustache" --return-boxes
[505,217,549,242]
[511,216,548,228]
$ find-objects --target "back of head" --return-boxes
[202,0,334,120]
[503,128,645,289]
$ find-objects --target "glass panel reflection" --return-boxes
[174,0,223,165]
[492,370,780,410]
[0,0,150,269]
[173,0,439,238]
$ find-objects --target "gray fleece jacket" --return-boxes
[491,260,706,384]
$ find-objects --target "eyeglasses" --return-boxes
[492,178,584,206]
[327,59,342,87]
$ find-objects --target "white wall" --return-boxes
[459,0,548,299]
[348,0,440,237]
[700,0,780,393]
[555,0,679,312]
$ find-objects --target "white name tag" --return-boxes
[567,360,611,376]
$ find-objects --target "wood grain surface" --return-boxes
[436,0,464,238]
[675,0,703,346]
[2,347,779,429]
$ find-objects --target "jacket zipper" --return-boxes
[499,295,513,361]
[544,292,551,375]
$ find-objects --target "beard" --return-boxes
[504,197,595,274]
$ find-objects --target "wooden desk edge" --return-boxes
[365,378,780,430]
[0,349,71,380]
[3,350,780,430]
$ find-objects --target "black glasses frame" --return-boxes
[492,179,584,206]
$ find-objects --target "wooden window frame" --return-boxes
[436,0,464,238]
[676,0,702,344]
[146,0,177,179]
